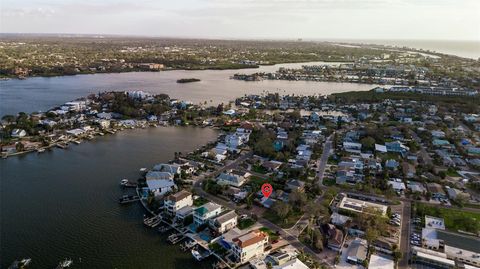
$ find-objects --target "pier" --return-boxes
[118,195,140,204]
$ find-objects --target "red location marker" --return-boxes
[261,183,273,198]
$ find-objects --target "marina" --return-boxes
[1,126,218,269]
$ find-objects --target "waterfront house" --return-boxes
[146,178,176,197]
[272,258,309,269]
[11,129,27,138]
[216,170,250,187]
[152,163,181,175]
[193,202,222,227]
[209,210,238,235]
[145,171,174,181]
[232,230,269,264]
[164,190,193,217]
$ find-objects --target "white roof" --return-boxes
[388,180,406,191]
[368,254,395,269]
[375,144,388,152]
[146,179,175,190]
[425,215,445,230]
[272,258,309,269]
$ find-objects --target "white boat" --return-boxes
[139,168,147,172]
[56,259,73,268]
[120,179,129,186]
[37,148,45,153]
[20,258,32,266]
[191,249,204,261]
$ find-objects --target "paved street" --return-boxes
[398,201,412,268]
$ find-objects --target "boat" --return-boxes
[72,140,81,145]
[37,148,46,153]
[8,258,31,269]
[120,179,129,186]
[20,258,32,266]
[55,259,72,269]
[191,247,211,261]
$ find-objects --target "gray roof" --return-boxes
[437,230,480,253]
[347,239,368,261]
[213,210,238,225]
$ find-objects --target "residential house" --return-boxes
[146,178,176,197]
[326,224,345,251]
[193,202,222,227]
[446,188,470,200]
[232,230,269,264]
[11,129,27,138]
[216,170,250,187]
[346,238,368,264]
[286,179,305,192]
[403,162,416,178]
[209,210,238,235]
[426,183,447,200]
[164,190,193,217]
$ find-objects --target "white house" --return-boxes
[193,202,222,227]
[232,230,269,264]
[209,210,238,234]
[11,129,27,138]
[164,190,193,216]
[216,170,250,187]
[146,178,176,197]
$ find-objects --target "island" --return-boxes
[176,78,201,83]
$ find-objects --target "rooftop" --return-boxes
[167,190,191,202]
[232,230,267,248]
[368,254,394,269]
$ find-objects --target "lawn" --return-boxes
[252,164,268,174]
[262,208,303,229]
[259,227,279,242]
[238,218,256,230]
[414,203,480,233]
[323,177,336,186]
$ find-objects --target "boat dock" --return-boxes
[118,195,140,204]
[120,179,138,188]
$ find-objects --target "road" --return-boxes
[398,200,412,268]
[316,134,334,187]
[192,148,335,267]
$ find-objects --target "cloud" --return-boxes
[2,7,56,17]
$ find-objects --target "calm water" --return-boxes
[0,61,375,116]
[0,126,218,269]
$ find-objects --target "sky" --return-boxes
[1,0,480,41]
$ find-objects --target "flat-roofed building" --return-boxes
[421,227,480,267]
[368,254,394,269]
[338,196,388,216]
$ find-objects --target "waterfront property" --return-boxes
[232,230,269,264]
[165,190,193,217]
[193,202,222,227]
